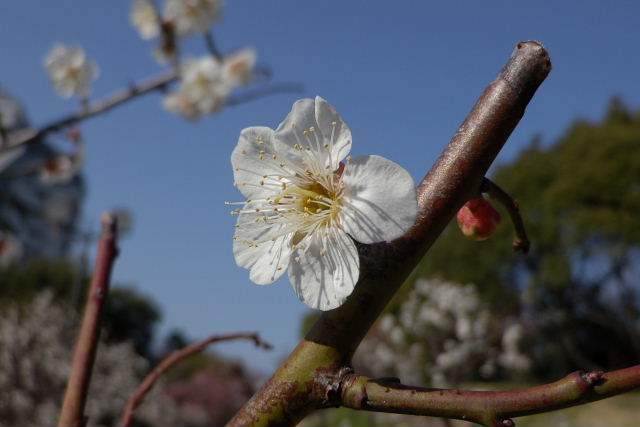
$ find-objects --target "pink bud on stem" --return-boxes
[456,197,501,240]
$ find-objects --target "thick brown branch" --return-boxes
[58,213,119,427]
[481,177,530,253]
[120,333,272,427]
[341,366,640,426]
[227,41,551,426]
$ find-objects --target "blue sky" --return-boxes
[1,1,639,373]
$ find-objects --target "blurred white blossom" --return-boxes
[164,0,224,36]
[0,292,205,426]
[354,279,531,387]
[39,143,84,185]
[44,44,99,99]
[164,56,229,120]
[222,48,257,88]
[131,0,161,40]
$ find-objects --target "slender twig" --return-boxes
[204,29,224,60]
[227,41,551,427]
[4,71,179,152]
[119,332,272,427]
[3,73,302,155]
[481,177,530,253]
[340,367,640,427]
[58,213,119,427]
[226,83,304,106]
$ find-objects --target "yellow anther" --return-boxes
[303,130,309,136]
[309,126,316,132]
[331,121,337,126]
[323,143,329,148]
[241,150,247,154]
[294,256,301,262]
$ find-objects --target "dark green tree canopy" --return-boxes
[408,98,640,379]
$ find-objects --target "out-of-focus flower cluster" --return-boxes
[130,0,257,120]
[163,48,257,121]
[0,292,207,427]
[132,0,224,39]
[353,279,531,387]
[44,44,99,99]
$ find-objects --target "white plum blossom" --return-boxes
[44,44,99,99]
[230,97,418,310]
[164,0,224,36]
[164,56,230,120]
[131,0,161,40]
[222,47,257,88]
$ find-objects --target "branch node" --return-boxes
[497,418,516,427]
[580,370,605,386]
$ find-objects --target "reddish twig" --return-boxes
[119,332,272,427]
[481,177,530,253]
[58,213,119,427]
[340,366,640,426]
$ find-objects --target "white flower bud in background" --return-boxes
[131,0,161,40]
[222,47,257,88]
[39,139,84,185]
[164,0,224,36]
[44,44,99,99]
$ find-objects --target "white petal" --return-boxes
[274,96,352,170]
[233,213,293,285]
[340,155,418,243]
[231,126,282,199]
[288,229,359,311]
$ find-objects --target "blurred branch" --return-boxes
[2,71,302,154]
[204,29,223,60]
[481,177,530,253]
[3,71,178,152]
[120,332,272,427]
[227,41,551,426]
[58,212,119,427]
[340,367,640,427]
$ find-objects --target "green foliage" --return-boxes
[0,258,162,361]
[102,286,161,360]
[0,258,77,303]
[409,98,640,379]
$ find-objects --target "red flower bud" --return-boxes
[456,197,501,240]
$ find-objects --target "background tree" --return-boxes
[409,98,640,380]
